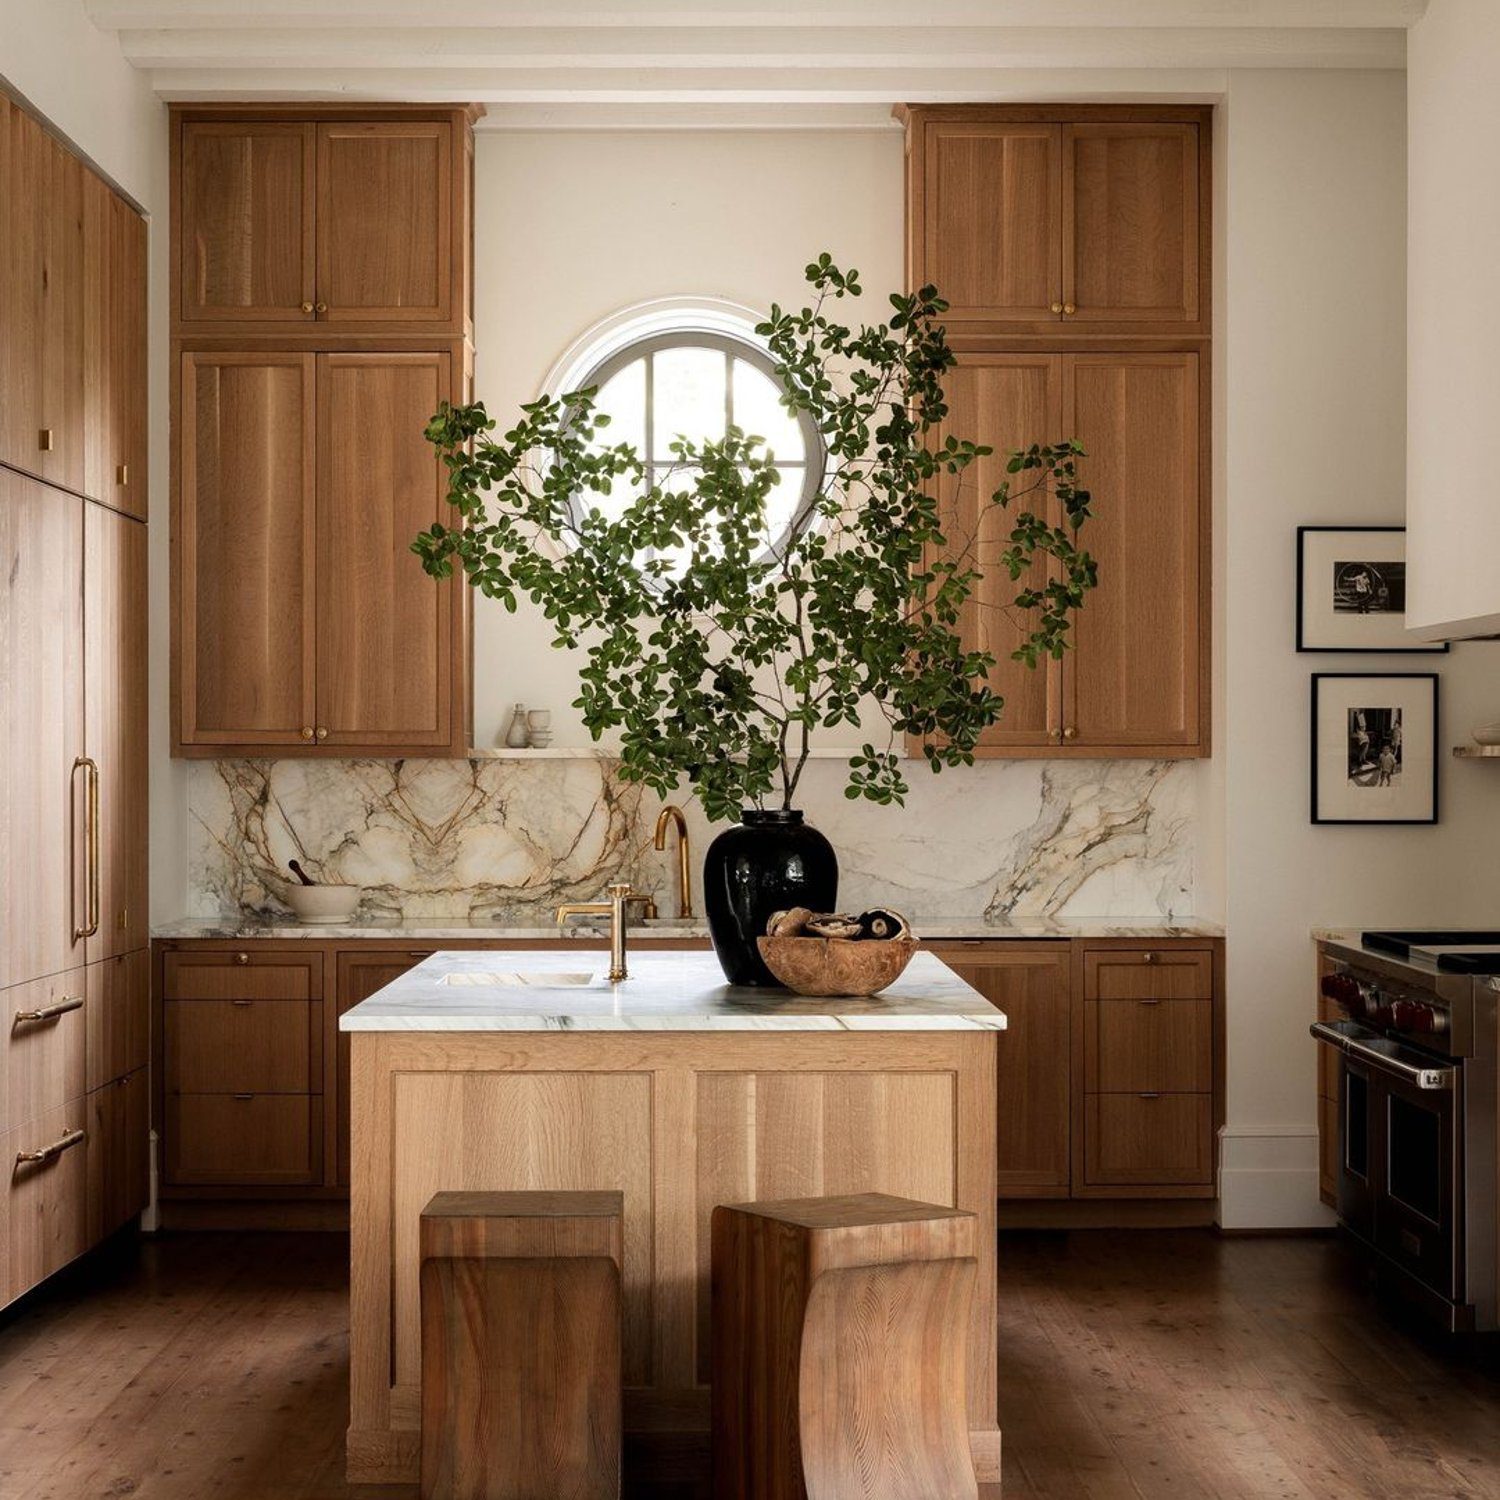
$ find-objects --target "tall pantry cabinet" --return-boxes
[1,87,150,1307]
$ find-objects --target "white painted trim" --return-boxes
[1217,1124,1336,1229]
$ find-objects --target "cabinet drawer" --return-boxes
[3,971,86,1132]
[1084,949,1212,1001]
[163,950,321,1001]
[1085,998,1211,1093]
[87,950,149,1092]
[165,1094,321,1186]
[1083,1093,1213,1187]
[87,1068,149,1242]
[5,1101,90,1305]
[165,1000,319,1094]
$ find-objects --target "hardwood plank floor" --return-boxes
[0,1228,1493,1498]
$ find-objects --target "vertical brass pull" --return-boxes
[73,756,100,940]
[116,463,129,486]
[38,428,54,452]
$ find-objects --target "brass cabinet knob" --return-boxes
[300,726,315,741]
[1063,302,1077,315]
[234,952,249,965]
[300,300,314,314]
[314,300,328,314]
[1062,726,1078,740]
[1048,727,1063,741]
[1050,301,1064,314]
[316,726,329,740]
[1142,951,1157,964]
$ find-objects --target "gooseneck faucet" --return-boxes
[653,804,694,920]
[556,882,650,983]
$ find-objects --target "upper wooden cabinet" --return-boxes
[176,351,463,755]
[899,106,1209,337]
[173,108,474,336]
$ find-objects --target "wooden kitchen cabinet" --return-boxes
[924,352,1206,757]
[4,1101,90,1305]
[86,950,150,1094]
[173,108,472,335]
[930,941,1072,1195]
[900,105,1207,337]
[87,1067,149,1242]
[1,969,86,1134]
[175,351,460,754]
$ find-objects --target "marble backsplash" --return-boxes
[186,755,1197,926]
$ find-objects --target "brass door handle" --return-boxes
[73,756,100,940]
[16,1127,85,1165]
[300,301,314,314]
[314,301,328,314]
[116,464,129,486]
[14,994,83,1026]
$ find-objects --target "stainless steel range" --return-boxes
[1314,930,1498,1333]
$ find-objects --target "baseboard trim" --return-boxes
[999,1199,1218,1230]
[1217,1125,1336,1230]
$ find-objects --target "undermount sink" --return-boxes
[439,971,600,989]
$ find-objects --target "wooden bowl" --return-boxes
[756,935,919,997]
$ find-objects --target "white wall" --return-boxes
[1218,68,1500,1228]
[1404,0,1500,639]
[1,0,184,927]
[470,127,906,749]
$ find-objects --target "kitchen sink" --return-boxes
[439,971,600,989]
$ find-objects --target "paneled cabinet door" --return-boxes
[929,943,1071,1196]
[315,354,452,748]
[918,122,1062,325]
[2,103,85,490]
[1062,353,1201,751]
[937,356,1064,751]
[0,472,86,990]
[1063,123,1201,327]
[178,352,317,747]
[315,121,452,324]
[85,506,149,960]
[178,122,316,324]
[109,194,149,520]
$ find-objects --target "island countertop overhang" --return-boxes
[338,948,1008,1032]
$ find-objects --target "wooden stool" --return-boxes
[712,1192,979,1500]
[420,1190,623,1500]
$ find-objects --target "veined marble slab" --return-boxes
[153,915,1222,941]
[338,949,1009,1032]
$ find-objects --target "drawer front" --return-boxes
[87,949,150,1092]
[163,950,321,1001]
[1084,1093,1213,1186]
[87,1068,149,1242]
[165,1094,321,1185]
[1084,949,1213,1001]
[1086,998,1211,1093]
[5,1101,90,1305]
[165,999,318,1094]
[3,970,87,1133]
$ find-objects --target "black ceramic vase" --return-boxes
[703,809,839,986]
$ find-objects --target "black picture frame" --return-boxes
[1296,525,1449,654]
[1310,672,1440,826]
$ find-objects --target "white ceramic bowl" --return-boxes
[1472,722,1500,746]
[283,884,362,924]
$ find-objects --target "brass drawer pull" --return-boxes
[1137,997,1161,1006]
[16,1127,85,1165]
[1138,1092,1161,1100]
[38,428,54,452]
[230,999,254,1007]
[235,952,250,965]
[14,994,84,1025]
[232,1093,254,1101]
[1141,952,1157,964]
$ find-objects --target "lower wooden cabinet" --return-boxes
[165,1095,323,1187]
[87,1068,149,1243]
[4,1101,90,1305]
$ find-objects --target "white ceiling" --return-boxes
[85,0,1426,125]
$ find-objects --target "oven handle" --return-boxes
[1309,1020,1455,1091]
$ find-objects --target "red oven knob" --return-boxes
[1320,973,1362,1011]
[1391,999,1440,1033]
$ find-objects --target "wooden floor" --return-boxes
[0,1228,1494,1498]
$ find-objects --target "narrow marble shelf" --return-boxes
[1453,744,1500,758]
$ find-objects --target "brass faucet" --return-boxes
[556,882,651,983]
[653,804,694,920]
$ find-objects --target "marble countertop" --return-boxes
[338,948,1010,1033]
[154,915,1223,942]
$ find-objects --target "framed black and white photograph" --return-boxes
[1296,526,1448,653]
[1311,673,1439,825]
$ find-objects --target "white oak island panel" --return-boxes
[343,950,1003,1486]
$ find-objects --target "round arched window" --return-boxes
[550,304,826,563]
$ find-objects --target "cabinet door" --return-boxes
[0,472,86,989]
[929,943,1071,1196]
[333,949,434,1185]
[2,106,85,489]
[316,353,453,748]
[109,194,149,519]
[1063,123,1200,327]
[316,122,451,325]
[85,505,148,960]
[1062,354,1201,751]
[2,968,86,1134]
[4,1102,90,1306]
[86,950,150,1093]
[87,1067,149,1242]
[919,122,1061,325]
[178,122,315,324]
[936,356,1064,751]
[178,352,317,747]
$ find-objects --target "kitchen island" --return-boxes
[341,948,1005,1485]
